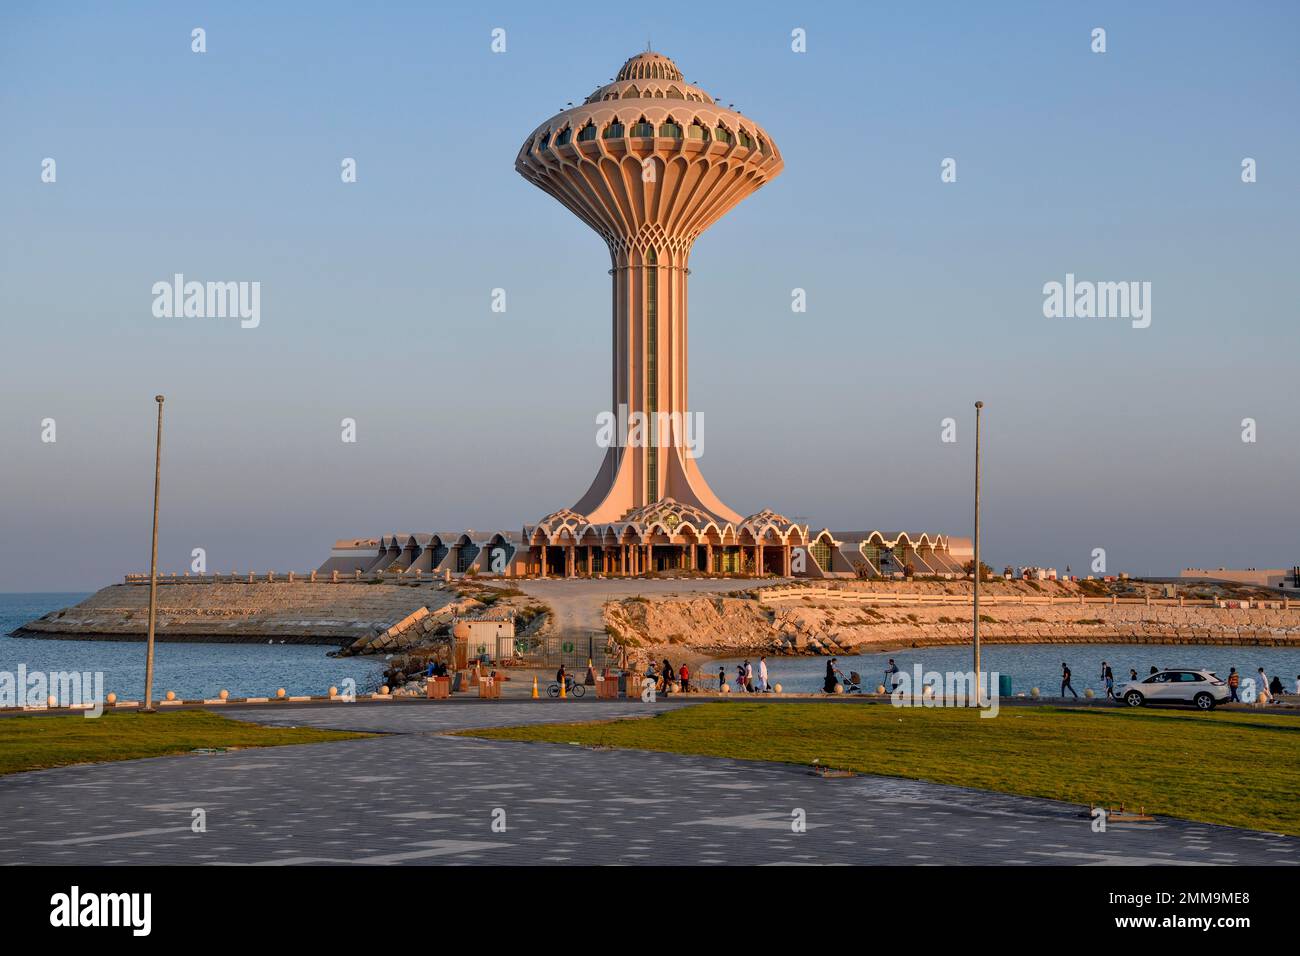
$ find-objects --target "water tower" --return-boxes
[516,51,784,523]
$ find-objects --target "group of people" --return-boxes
[1225,666,1291,703]
[722,656,770,693]
[642,656,776,694]
[1060,661,1126,699]
[1060,660,1295,703]
[819,657,905,694]
[645,659,690,696]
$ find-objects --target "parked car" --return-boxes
[1119,669,1231,710]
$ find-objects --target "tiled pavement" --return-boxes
[1,700,1296,866]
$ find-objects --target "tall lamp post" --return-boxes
[142,394,164,713]
[972,400,984,682]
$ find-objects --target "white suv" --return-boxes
[1119,669,1232,711]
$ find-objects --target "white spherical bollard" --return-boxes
[1030,687,1041,699]
[47,694,58,708]
[1084,688,1095,699]
[165,690,176,701]
[833,683,844,695]
[772,683,782,695]
[720,683,731,694]
[218,689,229,700]
[106,692,117,705]
[379,685,390,696]
[328,686,338,698]
[876,684,887,695]
[276,688,286,699]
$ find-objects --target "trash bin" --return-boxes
[998,674,1012,698]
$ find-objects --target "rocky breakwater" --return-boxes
[12,581,462,647]
[339,595,488,656]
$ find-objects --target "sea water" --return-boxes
[1,593,387,701]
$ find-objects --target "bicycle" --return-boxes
[547,679,585,699]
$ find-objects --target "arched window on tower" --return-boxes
[658,117,682,138]
[577,122,597,142]
[603,118,624,139]
[714,124,733,144]
[686,120,710,142]
[630,117,654,137]
[555,126,572,146]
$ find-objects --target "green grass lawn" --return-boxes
[468,703,1300,835]
[0,710,369,776]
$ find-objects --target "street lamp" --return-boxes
[142,394,164,712]
[972,400,984,683]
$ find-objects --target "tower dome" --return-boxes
[616,51,684,82]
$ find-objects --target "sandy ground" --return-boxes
[513,576,772,639]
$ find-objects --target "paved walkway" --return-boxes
[1,701,1295,866]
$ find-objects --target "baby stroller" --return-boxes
[844,671,863,694]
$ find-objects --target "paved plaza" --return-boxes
[1,700,1296,866]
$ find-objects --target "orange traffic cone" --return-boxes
[531,675,539,699]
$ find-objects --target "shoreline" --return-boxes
[692,631,1300,657]
[7,628,349,647]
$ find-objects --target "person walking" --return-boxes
[884,658,900,692]
[757,656,769,693]
[824,657,844,694]
[1257,667,1272,705]
[678,662,690,693]
[661,659,675,697]
[736,664,747,693]
[1061,662,1078,699]
[1227,667,1240,702]
[744,659,755,694]
[718,665,726,693]
[1104,663,1115,700]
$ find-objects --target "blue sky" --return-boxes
[1,1,1297,590]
